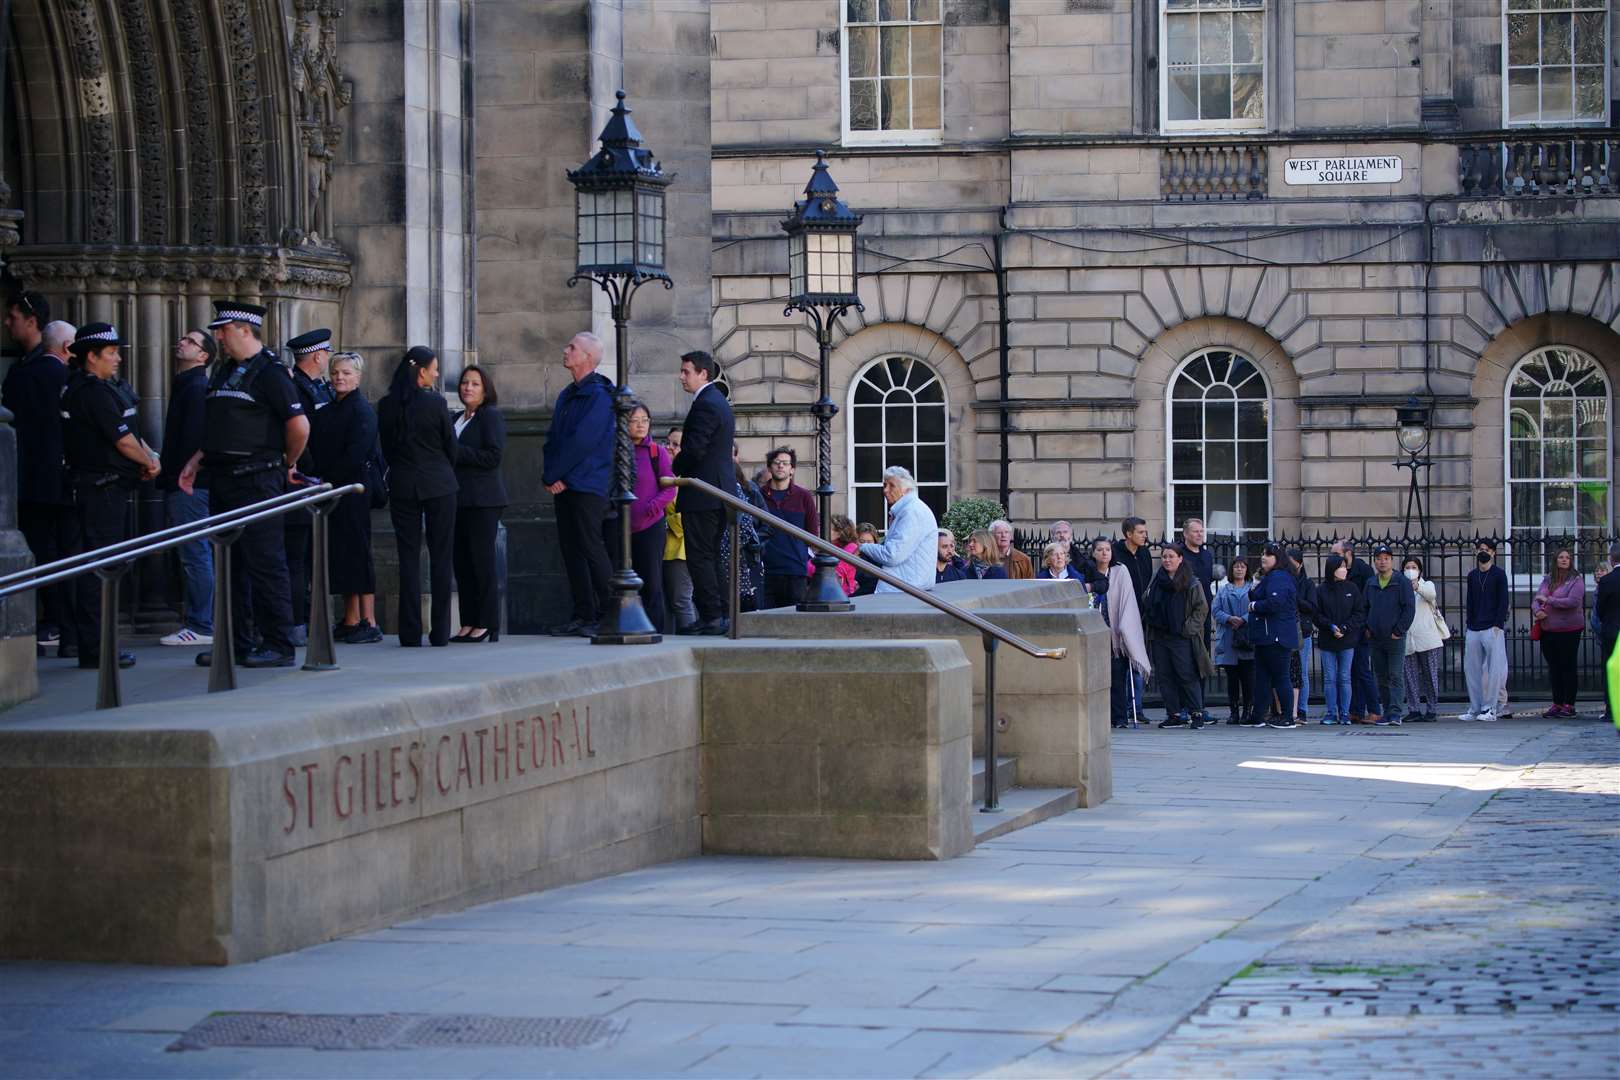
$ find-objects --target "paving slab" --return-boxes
[1,713,1615,1079]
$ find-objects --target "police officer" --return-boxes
[283,328,335,643]
[177,300,308,668]
[61,323,158,669]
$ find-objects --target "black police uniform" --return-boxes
[285,364,334,625]
[3,342,75,649]
[202,348,305,658]
[60,367,142,666]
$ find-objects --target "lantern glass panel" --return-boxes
[788,231,807,299]
[1397,421,1428,456]
[636,188,665,269]
[806,232,855,295]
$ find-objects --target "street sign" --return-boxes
[1283,156,1403,185]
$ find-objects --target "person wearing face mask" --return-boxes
[1399,557,1446,722]
[1461,538,1509,722]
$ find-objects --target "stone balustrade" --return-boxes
[1458,137,1615,198]
[1160,143,1268,202]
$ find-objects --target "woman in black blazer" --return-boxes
[451,365,507,642]
[308,352,383,643]
[377,346,458,647]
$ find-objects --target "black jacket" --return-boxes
[1598,569,1620,639]
[1293,567,1318,626]
[158,365,210,491]
[1364,571,1416,641]
[673,383,734,514]
[378,388,458,502]
[1120,542,1154,603]
[2,345,69,505]
[309,391,378,488]
[453,407,508,509]
[1313,577,1367,653]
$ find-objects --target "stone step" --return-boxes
[970,755,1018,804]
[972,786,1080,844]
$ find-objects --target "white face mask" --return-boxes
[1404,568,1420,581]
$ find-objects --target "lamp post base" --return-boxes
[592,571,662,645]
[798,557,854,612]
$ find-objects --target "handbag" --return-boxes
[1529,618,1541,642]
[1432,605,1451,641]
[365,444,390,510]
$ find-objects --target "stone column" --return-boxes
[1421,0,1459,129]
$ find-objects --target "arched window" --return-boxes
[848,356,948,526]
[1167,348,1271,543]
[1507,345,1610,551]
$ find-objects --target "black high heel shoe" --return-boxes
[462,628,496,643]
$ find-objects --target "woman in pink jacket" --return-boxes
[1532,547,1586,717]
[626,404,677,631]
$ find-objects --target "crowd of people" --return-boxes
[1,291,511,666]
[1003,516,1620,729]
[8,289,1620,719]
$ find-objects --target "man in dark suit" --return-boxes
[1598,543,1620,722]
[672,350,734,635]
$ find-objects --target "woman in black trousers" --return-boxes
[451,365,507,642]
[377,346,458,647]
[309,352,383,643]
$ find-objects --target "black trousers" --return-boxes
[392,493,456,646]
[629,521,667,633]
[213,469,296,655]
[68,483,130,663]
[1223,659,1255,718]
[284,511,312,627]
[554,490,612,625]
[683,507,726,623]
[1539,629,1582,707]
[1153,636,1203,718]
[453,505,502,630]
[1249,644,1292,724]
[762,573,807,610]
[19,501,75,644]
[1110,653,1133,725]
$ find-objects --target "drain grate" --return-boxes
[168,1012,625,1053]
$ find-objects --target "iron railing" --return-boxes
[1017,531,1618,704]
[0,482,364,709]
[664,477,1066,812]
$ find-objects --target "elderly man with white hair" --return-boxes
[989,518,1034,579]
[542,331,617,636]
[856,466,938,594]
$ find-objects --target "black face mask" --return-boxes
[1477,552,1492,565]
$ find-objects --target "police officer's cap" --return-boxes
[69,322,124,355]
[287,328,332,356]
[207,300,267,330]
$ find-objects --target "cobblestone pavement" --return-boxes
[1104,724,1620,1079]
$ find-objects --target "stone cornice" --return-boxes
[7,243,353,290]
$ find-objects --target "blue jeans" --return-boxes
[1321,648,1354,722]
[1297,636,1313,718]
[165,488,213,634]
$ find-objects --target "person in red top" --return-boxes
[758,446,819,609]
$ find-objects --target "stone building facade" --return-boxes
[710,0,1620,551]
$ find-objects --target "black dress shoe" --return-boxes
[241,649,296,668]
[548,619,587,637]
[674,622,703,636]
[698,618,731,636]
[79,652,136,670]
[196,650,247,667]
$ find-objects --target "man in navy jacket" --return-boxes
[673,350,735,634]
[1363,544,1416,725]
[543,332,616,636]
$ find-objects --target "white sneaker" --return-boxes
[1478,710,1498,723]
[160,628,213,646]
[1458,711,1477,722]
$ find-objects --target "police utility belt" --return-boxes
[209,453,285,478]
[69,469,137,490]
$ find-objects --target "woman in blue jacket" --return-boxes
[1245,544,1300,728]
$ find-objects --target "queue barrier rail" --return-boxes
[0,481,365,710]
[661,476,1067,812]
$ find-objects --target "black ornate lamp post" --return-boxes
[567,90,672,644]
[783,151,863,612]
[1395,395,1433,540]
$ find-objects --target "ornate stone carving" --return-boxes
[223,0,267,244]
[0,180,21,253]
[62,0,117,242]
[119,0,169,242]
[8,243,353,293]
[172,0,220,244]
[287,0,350,248]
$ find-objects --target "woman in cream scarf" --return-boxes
[1089,537,1153,727]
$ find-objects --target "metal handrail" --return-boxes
[661,476,1070,815]
[0,485,320,589]
[660,477,1067,661]
[2,482,364,709]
